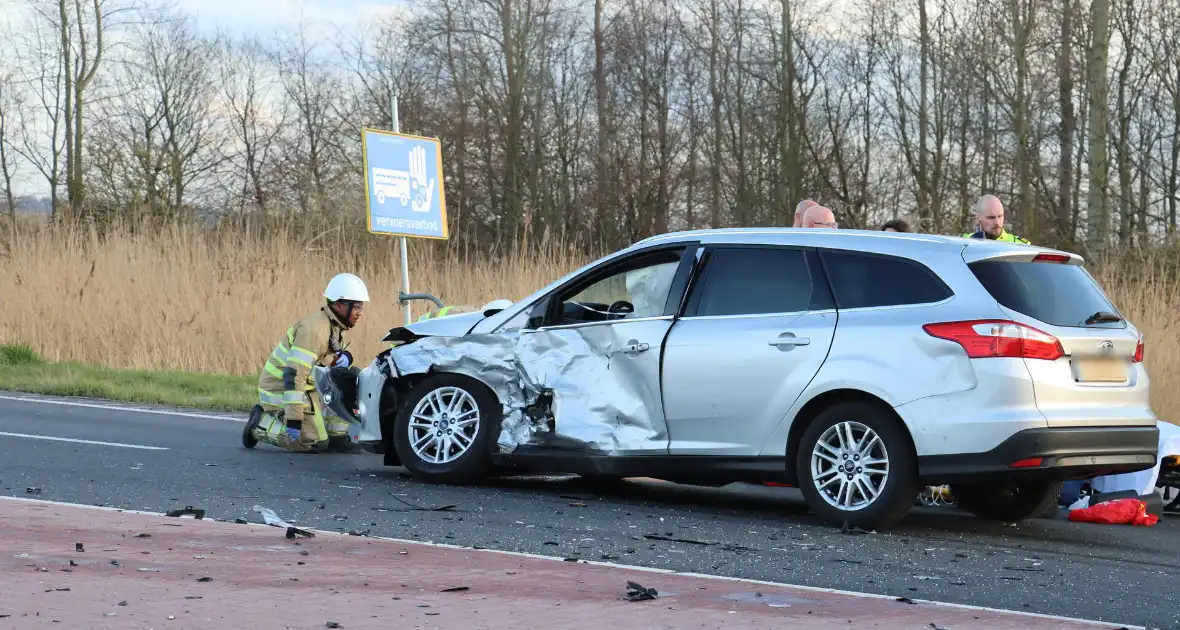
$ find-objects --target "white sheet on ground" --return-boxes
[1089,422,1180,496]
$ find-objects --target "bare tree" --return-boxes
[1086,0,1111,247]
[0,69,23,245]
[219,35,286,215]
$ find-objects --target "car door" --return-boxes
[662,245,837,456]
[510,243,697,456]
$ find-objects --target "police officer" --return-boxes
[962,194,1031,244]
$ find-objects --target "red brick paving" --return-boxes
[0,497,1122,629]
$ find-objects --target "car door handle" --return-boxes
[769,335,810,347]
[622,340,650,354]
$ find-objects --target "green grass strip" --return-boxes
[0,343,255,412]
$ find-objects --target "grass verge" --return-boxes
[0,344,255,412]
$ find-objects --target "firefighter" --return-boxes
[244,273,370,453]
[962,195,1032,244]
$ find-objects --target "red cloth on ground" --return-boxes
[1068,498,1159,526]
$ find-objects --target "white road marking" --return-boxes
[0,495,1138,629]
[0,394,245,422]
[0,431,170,450]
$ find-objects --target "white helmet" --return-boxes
[324,273,370,302]
[481,299,513,313]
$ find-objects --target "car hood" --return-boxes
[395,310,487,338]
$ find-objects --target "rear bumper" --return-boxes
[917,426,1159,484]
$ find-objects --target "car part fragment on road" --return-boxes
[625,581,658,602]
[165,505,205,519]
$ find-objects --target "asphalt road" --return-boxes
[1,392,1176,629]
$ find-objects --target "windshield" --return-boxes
[968,259,1123,329]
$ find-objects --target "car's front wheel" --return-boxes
[393,373,499,485]
[795,401,918,530]
[951,480,1063,522]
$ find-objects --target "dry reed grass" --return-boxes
[1,220,1177,423]
[0,220,594,376]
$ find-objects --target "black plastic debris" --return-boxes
[26,487,41,494]
[196,577,214,582]
[109,560,119,567]
[135,533,151,538]
[165,506,205,520]
[234,518,248,524]
[117,601,127,607]
[286,526,315,540]
[625,581,658,602]
[896,597,917,605]
[75,543,84,552]
[642,534,715,546]
[440,586,469,593]
[325,622,340,628]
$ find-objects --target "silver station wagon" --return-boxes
[310,228,1160,529]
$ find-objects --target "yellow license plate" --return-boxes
[1072,356,1129,383]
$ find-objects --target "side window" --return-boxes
[554,248,684,325]
[692,247,814,317]
[819,250,952,309]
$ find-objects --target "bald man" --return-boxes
[801,204,837,228]
[962,195,1031,244]
[793,199,817,227]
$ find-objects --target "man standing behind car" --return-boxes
[801,204,838,229]
[962,194,1031,244]
[793,199,817,227]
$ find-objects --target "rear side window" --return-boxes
[819,250,952,309]
[692,247,815,316]
[968,260,1122,328]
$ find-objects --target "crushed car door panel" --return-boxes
[662,246,837,456]
[514,244,693,455]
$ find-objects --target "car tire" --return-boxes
[795,401,918,530]
[393,373,500,485]
[952,480,1064,523]
[242,404,261,449]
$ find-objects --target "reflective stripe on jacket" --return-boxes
[257,307,347,410]
[961,229,1031,244]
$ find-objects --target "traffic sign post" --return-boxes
[362,94,449,324]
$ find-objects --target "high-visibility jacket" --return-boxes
[257,306,348,411]
[416,304,474,322]
[961,228,1031,244]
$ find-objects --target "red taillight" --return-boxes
[1133,338,1144,363]
[1009,457,1044,468]
[923,319,1064,361]
[1033,253,1071,263]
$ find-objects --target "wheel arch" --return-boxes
[784,388,917,486]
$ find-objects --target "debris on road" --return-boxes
[325,622,340,628]
[440,586,469,593]
[26,487,41,494]
[642,534,715,546]
[286,527,315,539]
[75,543,83,552]
[165,506,205,519]
[625,581,658,602]
[253,505,292,528]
